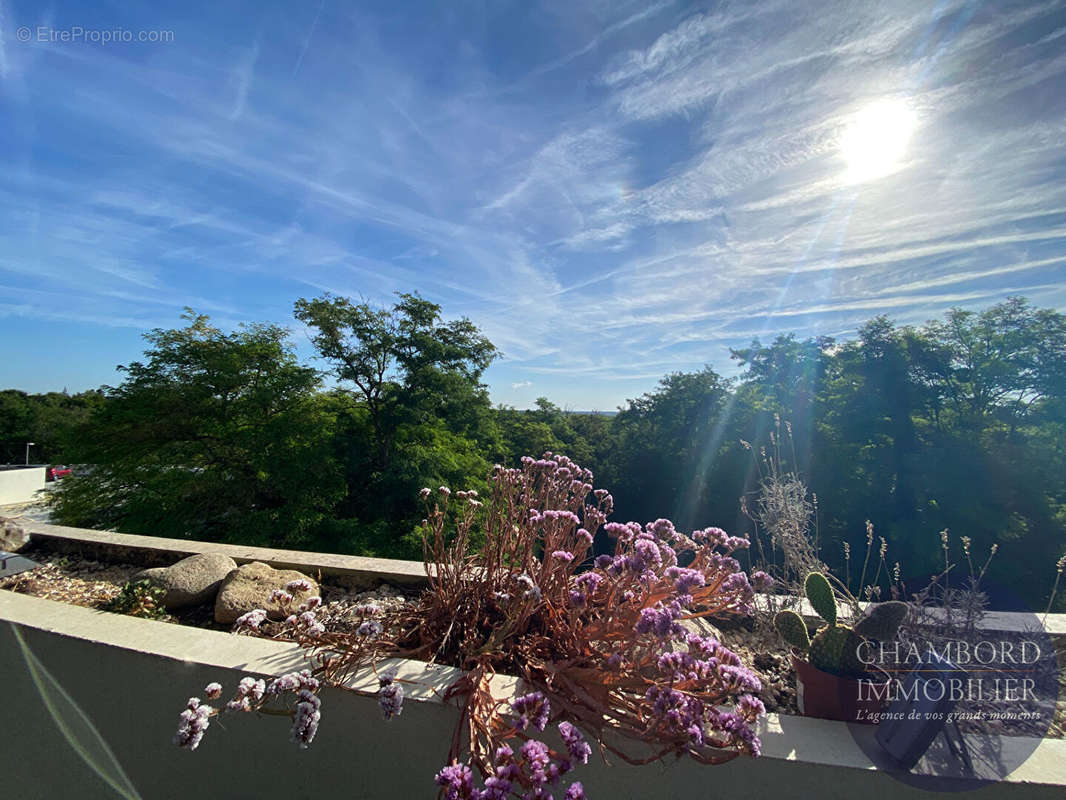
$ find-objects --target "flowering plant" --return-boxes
[173,454,766,798]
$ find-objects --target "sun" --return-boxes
[839,99,917,184]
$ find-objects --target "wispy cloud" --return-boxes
[1,0,1063,404]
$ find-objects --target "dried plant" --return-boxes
[897,531,997,654]
[741,417,825,621]
[172,454,769,799]
[1042,554,1066,622]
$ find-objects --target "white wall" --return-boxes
[0,466,46,505]
[2,591,1064,800]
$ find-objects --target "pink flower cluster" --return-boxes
[434,694,591,800]
[173,669,323,752]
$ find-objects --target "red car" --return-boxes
[46,465,72,481]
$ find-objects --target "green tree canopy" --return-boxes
[50,311,343,546]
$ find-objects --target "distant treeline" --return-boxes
[5,294,1064,609]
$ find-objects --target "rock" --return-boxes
[214,561,319,624]
[133,553,237,609]
[0,518,29,552]
[680,616,723,641]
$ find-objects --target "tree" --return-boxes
[922,297,1066,435]
[604,368,741,532]
[294,292,497,470]
[50,311,342,547]
[293,293,500,552]
[0,389,104,464]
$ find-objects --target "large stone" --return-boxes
[132,553,237,609]
[0,517,29,552]
[214,561,319,624]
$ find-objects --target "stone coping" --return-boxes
[19,521,430,590]
[2,589,1064,794]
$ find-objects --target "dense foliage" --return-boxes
[0,388,104,464]
[45,311,343,547]
[11,295,1065,608]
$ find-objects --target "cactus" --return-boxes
[853,600,908,641]
[774,609,811,651]
[804,572,836,626]
[808,624,867,678]
[771,572,905,679]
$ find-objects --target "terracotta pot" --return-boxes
[791,652,889,723]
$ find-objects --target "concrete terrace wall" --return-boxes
[3,524,1066,799]
[0,465,46,505]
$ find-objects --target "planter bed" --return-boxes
[3,522,1066,798]
[6,524,1066,740]
[5,522,1066,736]
[1,534,803,716]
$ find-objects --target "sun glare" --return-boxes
[839,99,917,184]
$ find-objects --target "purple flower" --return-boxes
[574,572,602,595]
[237,676,266,701]
[289,690,321,749]
[379,681,404,720]
[435,764,474,800]
[285,578,314,593]
[233,608,267,631]
[603,521,640,542]
[551,550,575,563]
[718,663,762,693]
[634,601,683,639]
[520,739,552,785]
[270,589,294,605]
[693,527,727,546]
[202,682,222,699]
[543,510,581,526]
[628,536,663,572]
[511,691,550,731]
[565,783,586,800]
[750,570,773,591]
[557,722,591,765]
[718,711,761,756]
[737,694,766,722]
[665,566,706,595]
[593,554,613,569]
[357,619,383,637]
[479,775,513,800]
[721,572,753,596]
[173,697,213,750]
[266,673,301,694]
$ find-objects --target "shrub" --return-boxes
[104,579,169,620]
[173,454,767,798]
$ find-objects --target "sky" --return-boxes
[1,0,1065,410]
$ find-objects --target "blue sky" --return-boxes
[1,1,1065,410]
